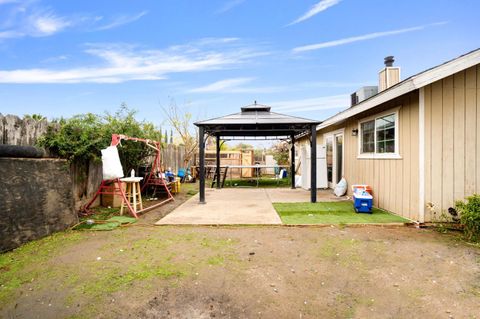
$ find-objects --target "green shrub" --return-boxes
[455,194,480,242]
[38,104,162,172]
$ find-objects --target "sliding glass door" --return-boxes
[326,136,333,186]
[335,134,343,184]
[324,130,344,188]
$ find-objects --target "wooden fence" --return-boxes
[162,144,187,172]
[0,113,51,145]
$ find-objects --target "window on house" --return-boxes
[375,114,395,153]
[361,120,375,153]
[359,112,398,156]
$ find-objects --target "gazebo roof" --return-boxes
[195,102,321,137]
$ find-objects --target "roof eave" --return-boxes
[317,48,480,131]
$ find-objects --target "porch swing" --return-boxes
[82,134,174,218]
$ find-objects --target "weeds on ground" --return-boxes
[0,232,83,305]
[455,194,480,242]
[430,209,460,234]
[428,194,480,243]
[0,228,242,318]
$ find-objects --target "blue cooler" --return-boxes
[353,191,373,213]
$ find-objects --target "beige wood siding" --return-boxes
[317,91,420,220]
[424,65,480,221]
[296,64,479,222]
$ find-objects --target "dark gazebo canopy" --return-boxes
[195,102,320,137]
[194,102,321,203]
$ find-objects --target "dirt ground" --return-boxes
[1,187,479,318]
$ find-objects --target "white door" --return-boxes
[324,130,344,188]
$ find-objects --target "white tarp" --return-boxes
[101,146,124,180]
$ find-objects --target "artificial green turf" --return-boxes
[273,201,410,224]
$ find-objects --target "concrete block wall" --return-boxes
[0,158,78,252]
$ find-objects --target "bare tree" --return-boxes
[162,100,198,168]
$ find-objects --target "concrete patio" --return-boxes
[156,188,346,225]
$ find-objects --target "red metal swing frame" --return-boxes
[82,134,174,218]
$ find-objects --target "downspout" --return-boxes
[418,87,425,223]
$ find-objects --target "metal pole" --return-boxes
[199,126,206,203]
[216,135,221,189]
[310,124,317,203]
[291,134,295,189]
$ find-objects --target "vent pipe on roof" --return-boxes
[379,55,401,92]
[384,56,395,67]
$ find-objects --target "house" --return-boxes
[298,48,480,223]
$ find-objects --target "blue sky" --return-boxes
[0,0,479,129]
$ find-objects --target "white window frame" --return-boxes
[357,107,401,159]
[324,128,345,187]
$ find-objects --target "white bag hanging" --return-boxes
[101,146,124,180]
[334,177,348,197]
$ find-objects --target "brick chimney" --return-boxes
[378,56,400,92]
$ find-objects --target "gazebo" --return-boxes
[194,102,321,203]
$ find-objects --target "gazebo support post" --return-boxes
[310,124,317,203]
[199,126,206,204]
[290,134,295,189]
[216,135,221,189]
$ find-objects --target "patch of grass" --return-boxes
[0,231,83,305]
[1,227,243,317]
[77,262,185,298]
[318,238,364,267]
[274,201,410,224]
[211,177,290,188]
[187,189,198,196]
[75,216,136,231]
[85,207,120,220]
[200,237,236,249]
[181,182,199,196]
[75,232,238,302]
[207,255,225,265]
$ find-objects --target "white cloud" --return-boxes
[0,0,19,5]
[189,77,255,93]
[299,81,372,88]
[96,11,148,31]
[0,39,267,84]
[28,10,71,36]
[0,8,71,39]
[189,78,367,94]
[188,77,286,94]
[269,95,349,113]
[216,0,246,14]
[41,55,69,63]
[0,2,149,40]
[293,22,448,53]
[287,0,341,26]
[0,30,22,39]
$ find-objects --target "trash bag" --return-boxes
[101,146,124,180]
[334,177,347,197]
